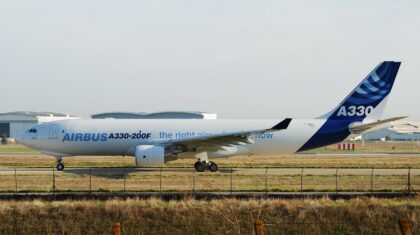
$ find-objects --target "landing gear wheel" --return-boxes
[209,162,218,172]
[56,163,64,171]
[194,161,205,172]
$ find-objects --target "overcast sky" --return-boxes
[0,1,418,119]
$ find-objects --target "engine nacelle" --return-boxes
[135,145,165,167]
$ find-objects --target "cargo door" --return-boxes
[48,124,59,139]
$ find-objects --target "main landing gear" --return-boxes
[194,160,218,172]
[55,156,64,171]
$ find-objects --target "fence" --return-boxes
[0,167,418,195]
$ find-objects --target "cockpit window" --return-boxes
[28,128,37,133]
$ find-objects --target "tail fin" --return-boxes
[319,61,401,121]
[298,61,401,152]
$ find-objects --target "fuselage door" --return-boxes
[27,127,37,139]
[48,124,59,139]
[31,131,37,139]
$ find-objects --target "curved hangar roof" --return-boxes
[91,111,217,120]
[0,111,79,122]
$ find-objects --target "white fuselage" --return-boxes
[19,118,331,158]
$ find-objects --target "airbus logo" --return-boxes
[62,133,108,142]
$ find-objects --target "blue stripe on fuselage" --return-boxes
[297,119,360,152]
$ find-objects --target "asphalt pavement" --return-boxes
[0,167,417,176]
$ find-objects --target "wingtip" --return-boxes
[271,118,292,130]
[386,116,408,121]
[394,116,409,121]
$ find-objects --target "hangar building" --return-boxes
[362,121,420,141]
[0,111,80,140]
[91,111,217,119]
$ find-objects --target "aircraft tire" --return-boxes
[209,162,218,172]
[57,163,65,171]
[194,161,205,172]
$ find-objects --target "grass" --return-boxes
[1,143,419,234]
[0,144,39,154]
[0,197,418,234]
[0,142,418,193]
[0,170,417,193]
[1,142,420,168]
[2,154,420,168]
[4,154,420,169]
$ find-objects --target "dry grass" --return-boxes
[0,144,418,234]
[0,197,418,234]
[0,142,418,193]
[0,155,135,168]
[1,142,420,168]
[0,170,417,193]
[170,154,420,168]
[1,154,420,168]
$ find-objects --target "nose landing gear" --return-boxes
[55,156,65,171]
[194,160,218,172]
[57,163,64,171]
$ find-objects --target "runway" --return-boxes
[0,167,418,176]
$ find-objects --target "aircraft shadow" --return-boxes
[63,168,196,179]
[64,168,142,179]
[63,167,238,178]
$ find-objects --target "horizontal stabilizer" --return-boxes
[349,116,407,134]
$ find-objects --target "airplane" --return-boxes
[18,61,404,172]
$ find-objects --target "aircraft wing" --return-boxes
[349,116,407,135]
[164,118,292,151]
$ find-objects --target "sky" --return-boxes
[0,1,419,119]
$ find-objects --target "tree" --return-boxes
[1,135,7,145]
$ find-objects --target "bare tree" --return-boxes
[1,135,7,145]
